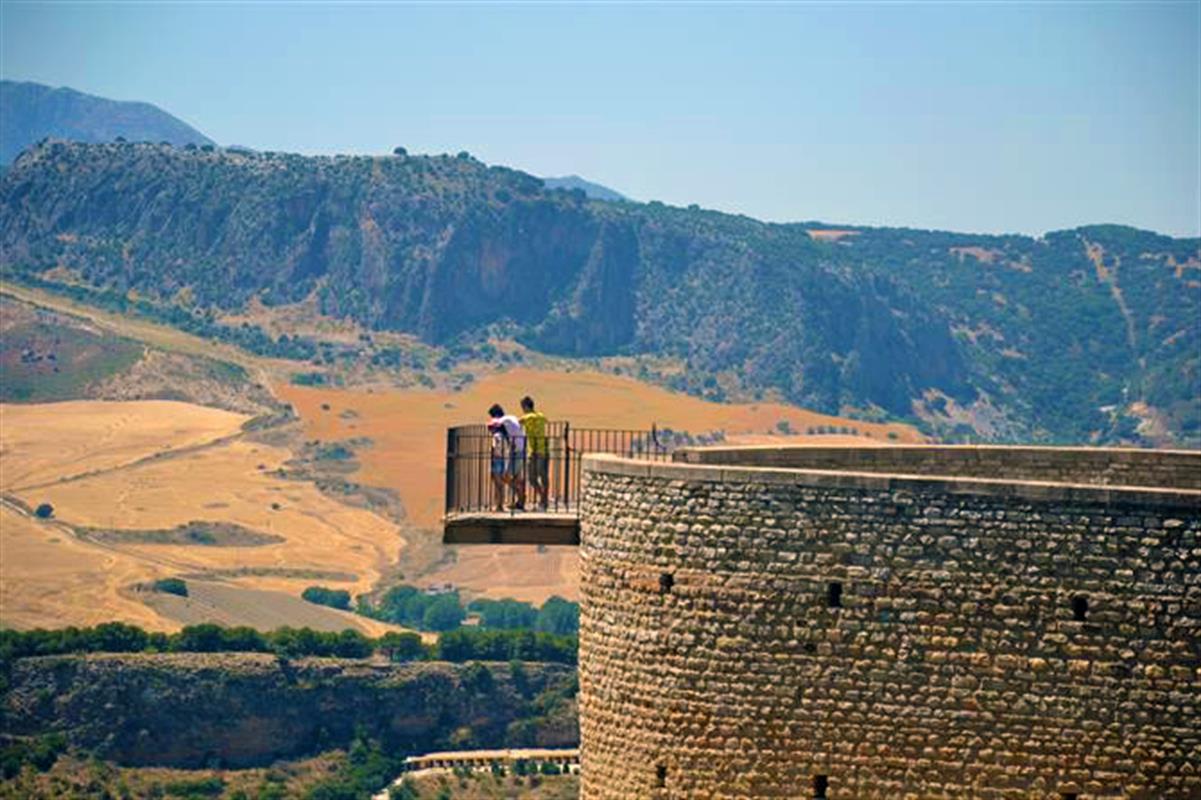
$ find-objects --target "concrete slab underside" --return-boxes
[443,512,580,545]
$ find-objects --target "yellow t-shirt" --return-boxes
[520,411,549,455]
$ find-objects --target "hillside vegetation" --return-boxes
[2,649,576,767]
[1,140,1197,445]
[0,294,278,413]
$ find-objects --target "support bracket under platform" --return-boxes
[443,512,581,545]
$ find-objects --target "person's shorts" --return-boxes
[529,453,549,485]
[492,449,525,478]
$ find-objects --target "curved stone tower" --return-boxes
[578,446,1201,799]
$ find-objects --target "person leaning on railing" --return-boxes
[520,396,549,511]
[488,403,527,511]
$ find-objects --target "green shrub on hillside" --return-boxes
[153,578,189,597]
[0,733,67,779]
[301,586,353,610]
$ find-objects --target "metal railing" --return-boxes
[445,422,669,516]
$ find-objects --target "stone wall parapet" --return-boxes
[578,446,1201,799]
[585,453,1201,511]
[670,444,1201,491]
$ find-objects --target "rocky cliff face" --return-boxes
[1,654,577,768]
[1,141,1197,444]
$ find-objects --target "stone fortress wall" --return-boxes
[577,445,1201,799]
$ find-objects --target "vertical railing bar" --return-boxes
[445,427,456,515]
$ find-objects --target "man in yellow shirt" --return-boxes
[519,396,549,510]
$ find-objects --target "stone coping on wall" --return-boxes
[671,443,1201,489]
[676,442,1201,458]
[584,453,1201,510]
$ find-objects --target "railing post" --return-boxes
[563,421,571,510]
[445,426,456,515]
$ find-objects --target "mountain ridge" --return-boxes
[1,140,1197,445]
[0,80,214,165]
[541,174,628,202]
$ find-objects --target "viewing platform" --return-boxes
[443,511,581,545]
[442,421,666,545]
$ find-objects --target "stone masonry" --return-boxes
[578,446,1201,799]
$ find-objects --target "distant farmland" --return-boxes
[0,368,916,628]
[0,400,405,633]
[278,365,917,529]
[278,366,918,603]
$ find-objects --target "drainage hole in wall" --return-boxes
[656,764,667,788]
[1072,595,1088,621]
[813,774,829,799]
[659,573,674,594]
[827,582,842,608]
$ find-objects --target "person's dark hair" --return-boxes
[521,396,535,411]
[488,404,504,418]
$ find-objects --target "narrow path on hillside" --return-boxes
[1083,239,1142,365]
[0,494,218,574]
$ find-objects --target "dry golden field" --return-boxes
[1,365,916,627]
[0,400,403,633]
[277,367,916,604]
[0,503,165,630]
[278,366,915,529]
[1,399,248,490]
[424,544,582,604]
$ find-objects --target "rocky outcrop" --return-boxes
[1,653,577,768]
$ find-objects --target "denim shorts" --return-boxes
[492,448,525,477]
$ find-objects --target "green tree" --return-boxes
[172,624,225,652]
[423,595,465,632]
[460,661,495,695]
[377,632,426,662]
[535,596,579,636]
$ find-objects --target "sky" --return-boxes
[1,1,1198,238]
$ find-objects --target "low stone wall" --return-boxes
[578,452,1201,799]
[673,444,1201,490]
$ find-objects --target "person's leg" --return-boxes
[534,454,549,509]
[540,456,549,508]
[491,457,505,511]
[511,448,526,509]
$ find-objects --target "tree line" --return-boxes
[302,583,581,637]
[0,622,577,670]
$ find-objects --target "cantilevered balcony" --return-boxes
[443,422,667,545]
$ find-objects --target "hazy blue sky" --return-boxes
[2,2,1198,237]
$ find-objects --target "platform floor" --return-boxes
[443,511,580,545]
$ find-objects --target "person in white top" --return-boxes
[487,404,527,510]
